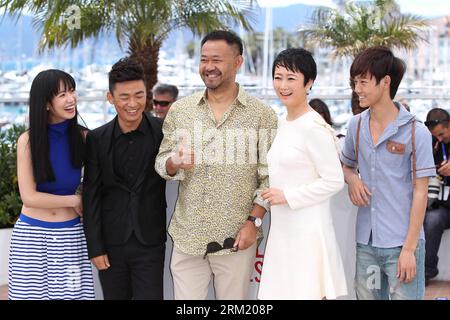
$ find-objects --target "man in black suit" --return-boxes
[83,57,166,300]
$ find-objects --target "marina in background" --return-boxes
[1,6,449,133]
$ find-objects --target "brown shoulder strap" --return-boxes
[355,115,362,163]
[411,118,416,186]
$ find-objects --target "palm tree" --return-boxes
[302,0,428,58]
[0,0,256,110]
[301,0,429,114]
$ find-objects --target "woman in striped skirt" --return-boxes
[8,70,95,300]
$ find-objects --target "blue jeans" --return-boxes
[424,206,450,279]
[355,239,425,300]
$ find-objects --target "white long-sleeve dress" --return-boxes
[258,111,348,300]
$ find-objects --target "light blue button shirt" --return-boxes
[340,103,436,248]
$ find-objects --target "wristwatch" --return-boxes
[247,216,262,227]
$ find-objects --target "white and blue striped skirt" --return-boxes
[8,213,95,300]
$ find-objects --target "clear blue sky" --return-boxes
[258,0,449,17]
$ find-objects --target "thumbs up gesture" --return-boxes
[171,135,195,170]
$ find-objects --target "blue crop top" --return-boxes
[36,120,81,195]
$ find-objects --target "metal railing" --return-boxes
[1,86,450,130]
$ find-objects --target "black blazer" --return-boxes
[83,112,167,259]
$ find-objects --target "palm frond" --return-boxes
[301,0,429,57]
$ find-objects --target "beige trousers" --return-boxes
[170,242,256,300]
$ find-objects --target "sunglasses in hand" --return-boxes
[203,237,238,259]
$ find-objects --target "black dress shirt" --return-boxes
[113,115,154,189]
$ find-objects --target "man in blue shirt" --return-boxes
[340,47,436,300]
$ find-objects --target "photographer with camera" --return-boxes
[424,108,450,285]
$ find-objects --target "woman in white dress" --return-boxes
[258,48,348,300]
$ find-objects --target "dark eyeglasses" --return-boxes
[203,237,238,259]
[424,119,449,127]
[153,99,173,107]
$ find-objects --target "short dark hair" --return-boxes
[153,83,179,100]
[109,57,145,93]
[350,46,406,99]
[272,48,317,86]
[201,30,243,55]
[425,108,450,129]
[309,98,333,126]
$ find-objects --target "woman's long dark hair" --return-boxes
[28,69,85,184]
[309,98,333,126]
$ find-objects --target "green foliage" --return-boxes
[0,1,256,91]
[0,0,256,51]
[302,0,429,57]
[0,125,26,228]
